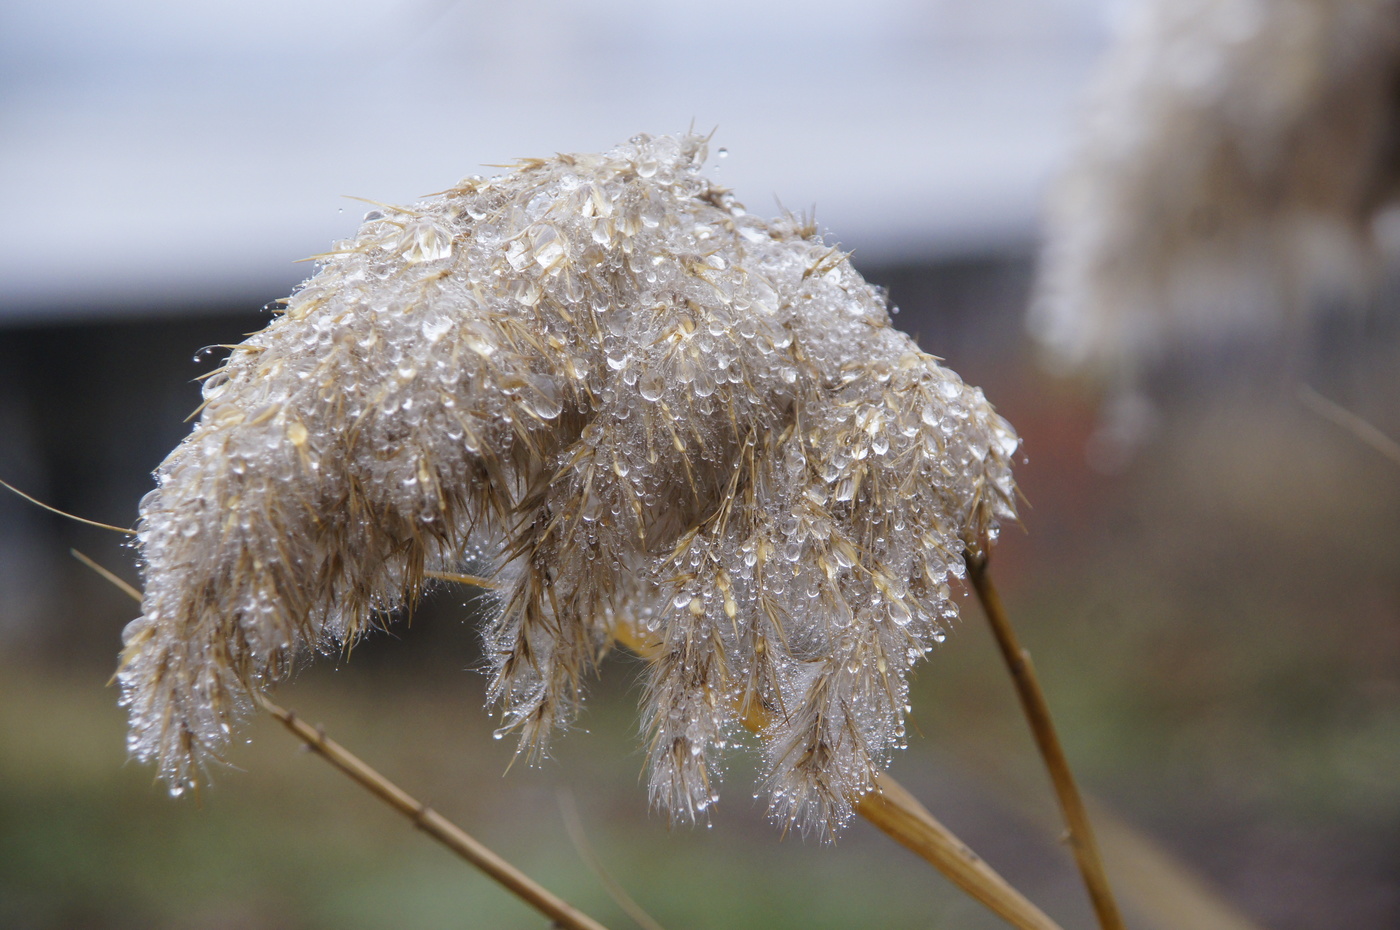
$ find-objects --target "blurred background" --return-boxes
[1,1,1398,928]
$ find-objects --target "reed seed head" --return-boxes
[119,133,1018,830]
[1033,0,1400,380]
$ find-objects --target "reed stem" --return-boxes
[967,554,1125,930]
[856,775,1064,930]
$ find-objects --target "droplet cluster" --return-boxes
[119,133,1018,830]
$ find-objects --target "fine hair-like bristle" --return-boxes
[118,133,1018,831]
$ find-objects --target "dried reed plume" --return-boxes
[1034,0,1400,380]
[118,132,1018,831]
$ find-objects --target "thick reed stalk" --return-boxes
[857,775,1064,930]
[256,695,612,930]
[609,623,1064,930]
[966,554,1125,930]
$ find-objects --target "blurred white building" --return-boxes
[0,0,1116,321]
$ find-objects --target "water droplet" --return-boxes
[523,375,563,419]
[531,225,566,268]
[422,317,453,342]
[505,240,531,271]
[639,369,665,402]
[402,219,453,263]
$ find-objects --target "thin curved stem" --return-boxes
[1,475,135,534]
[558,788,670,930]
[257,695,612,930]
[967,554,1125,930]
[425,569,499,589]
[1298,385,1400,466]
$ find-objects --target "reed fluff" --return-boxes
[118,133,1018,831]
[1033,0,1400,380]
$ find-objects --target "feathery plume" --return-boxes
[118,132,1018,831]
[1033,0,1400,380]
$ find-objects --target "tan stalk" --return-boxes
[966,554,1125,930]
[83,556,612,930]
[609,622,1064,930]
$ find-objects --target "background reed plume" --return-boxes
[1033,0,1400,382]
